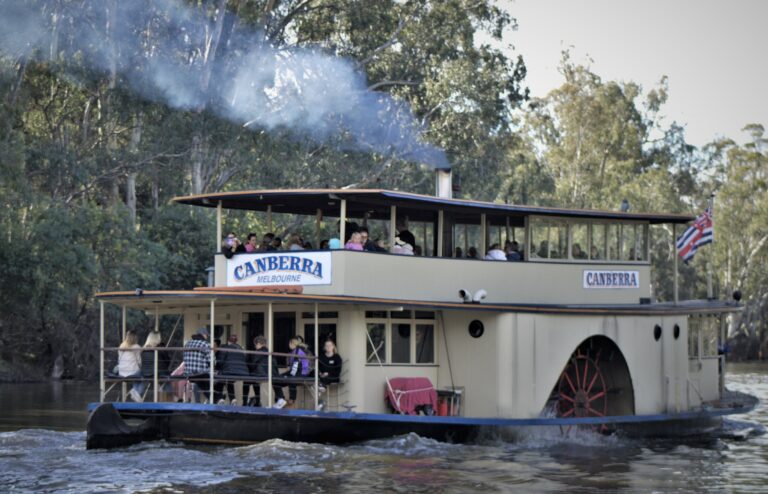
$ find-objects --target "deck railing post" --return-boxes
[154,307,159,403]
[267,302,274,405]
[437,210,444,257]
[480,213,487,257]
[340,199,347,245]
[216,201,222,251]
[314,302,319,410]
[99,301,105,402]
[389,205,396,252]
[209,298,215,404]
[316,208,322,249]
[121,305,126,401]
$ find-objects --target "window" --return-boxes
[571,224,589,259]
[590,224,606,260]
[688,316,720,358]
[530,218,568,259]
[364,311,436,365]
[366,323,386,363]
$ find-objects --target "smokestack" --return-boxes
[435,167,452,199]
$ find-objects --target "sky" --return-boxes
[503,0,768,147]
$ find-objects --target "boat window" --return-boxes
[301,312,339,319]
[590,224,606,260]
[530,218,568,259]
[636,224,648,261]
[688,316,720,358]
[392,323,411,363]
[415,311,435,320]
[391,310,412,319]
[365,311,388,318]
[304,323,338,355]
[607,224,621,260]
[366,323,386,363]
[688,321,699,358]
[415,325,434,363]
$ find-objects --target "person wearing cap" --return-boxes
[183,327,212,403]
[393,230,416,256]
[214,334,250,405]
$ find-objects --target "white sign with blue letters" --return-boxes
[583,270,640,289]
[227,252,332,287]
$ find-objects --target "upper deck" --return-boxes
[174,189,694,307]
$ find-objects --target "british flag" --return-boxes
[676,207,713,262]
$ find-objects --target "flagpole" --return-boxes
[673,223,679,305]
[706,194,715,299]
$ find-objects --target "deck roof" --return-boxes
[172,189,694,225]
[95,290,741,316]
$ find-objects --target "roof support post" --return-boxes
[314,302,319,410]
[153,307,159,403]
[267,205,273,232]
[315,209,322,249]
[437,210,444,257]
[673,223,679,305]
[389,205,396,253]
[480,213,487,257]
[216,201,222,251]
[505,217,510,243]
[340,199,347,244]
[99,301,105,402]
[209,298,215,404]
[267,301,274,406]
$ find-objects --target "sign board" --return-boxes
[227,252,332,287]
[583,270,640,289]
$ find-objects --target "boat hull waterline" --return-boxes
[85,391,758,449]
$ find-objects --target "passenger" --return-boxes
[260,233,276,251]
[117,330,143,402]
[319,239,330,250]
[272,236,283,250]
[484,243,506,260]
[246,336,286,408]
[393,230,416,255]
[278,336,311,408]
[454,247,463,258]
[303,241,313,249]
[359,227,386,252]
[329,238,342,249]
[183,327,212,403]
[222,232,245,259]
[318,340,343,388]
[138,331,171,398]
[287,234,304,251]
[214,334,250,405]
[506,241,523,261]
[467,246,479,259]
[572,243,588,259]
[345,231,364,251]
[629,248,637,260]
[590,245,601,259]
[536,241,549,258]
[244,233,259,253]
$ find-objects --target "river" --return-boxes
[0,362,766,493]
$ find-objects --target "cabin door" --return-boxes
[273,312,296,365]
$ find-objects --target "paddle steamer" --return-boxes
[86,169,757,448]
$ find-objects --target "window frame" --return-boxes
[364,311,437,366]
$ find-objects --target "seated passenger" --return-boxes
[413,245,423,256]
[454,247,463,258]
[319,239,330,250]
[467,246,479,259]
[360,227,386,252]
[318,340,343,388]
[246,336,285,408]
[244,233,259,253]
[272,236,283,250]
[260,233,276,251]
[484,243,506,260]
[222,232,245,258]
[536,241,549,258]
[329,238,342,249]
[278,336,311,408]
[505,240,523,261]
[590,245,601,259]
[572,243,588,259]
[138,331,171,397]
[214,334,250,405]
[345,231,364,251]
[183,328,212,403]
[393,232,415,255]
[117,330,143,402]
[287,234,304,251]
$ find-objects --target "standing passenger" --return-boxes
[183,328,212,403]
[244,233,259,253]
[118,330,143,402]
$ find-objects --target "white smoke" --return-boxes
[0,0,448,167]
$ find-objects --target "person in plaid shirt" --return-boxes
[183,327,212,403]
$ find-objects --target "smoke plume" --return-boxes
[0,0,448,167]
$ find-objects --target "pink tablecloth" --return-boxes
[385,377,438,415]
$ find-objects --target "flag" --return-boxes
[676,207,713,262]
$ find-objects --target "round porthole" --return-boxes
[653,325,662,341]
[468,320,485,338]
[673,324,680,340]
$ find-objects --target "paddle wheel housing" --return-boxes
[550,336,635,426]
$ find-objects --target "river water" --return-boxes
[0,363,766,493]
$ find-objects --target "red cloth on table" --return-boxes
[385,377,438,415]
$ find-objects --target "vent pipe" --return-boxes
[435,167,453,199]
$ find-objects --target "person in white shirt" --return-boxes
[484,243,507,261]
[117,330,143,402]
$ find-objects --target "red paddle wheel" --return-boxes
[556,348,608,434]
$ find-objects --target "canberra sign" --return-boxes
[227,252,332,287]
[583,270,640,289]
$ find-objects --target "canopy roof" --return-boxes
[172,189,693,225]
